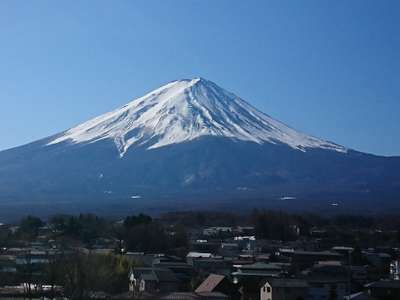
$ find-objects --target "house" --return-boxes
[260,279,308,300]
[203,227,233,237]
[219,243,240,258]
[332,246,354,256]
[0,284,63,299]
[161,292,201,300]
[125,252,156,266]
[364,280,400,299]
[189,255,232,276]
[232,263,288,300]
[160,292,229,300]
[232,262,288,280]
[192,241,221,253]
[345,291,378,300]
[302,261,348,300]
[234,227,255,236]
[187,252,213,262]
[307,279,347,300]
[233,236,256,253]
[130,267,180,294]
[302,261,350,300]
[153,260,194,290]
[350,265,368,284]
[196,292,229,300]
[232,255,255,267]
[283,250,343,271]
[365,253,392,274]
[390,260,399,280]
[0,255,16,273]
[196,274,240,299]
[15,250,50,265]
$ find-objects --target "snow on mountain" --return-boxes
[48,77,347,157]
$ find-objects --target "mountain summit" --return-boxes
[48,78,346,157]
[0,78,399,219]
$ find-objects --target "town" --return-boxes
[0,210,399,300]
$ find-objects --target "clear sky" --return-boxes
[0,0,399,156]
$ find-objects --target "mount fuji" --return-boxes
[0,78,399,218]
[48,78,346,156]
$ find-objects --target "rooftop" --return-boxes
[195,274,226,293]
[265,279,308,288]
[365,280,400,289]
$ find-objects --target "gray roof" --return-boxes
[134,267,179,283]
[365,280,400,289]
[232,271,281,277]
[161,292,200,300]
[196,291,229,299]
[293,250,342,256]
[266,279,308,288]
[154,268,179,282]
[347,292,378,300]
[237,262,286,270]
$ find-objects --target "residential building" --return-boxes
[260,279,308,300]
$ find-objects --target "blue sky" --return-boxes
[0,0,399,156]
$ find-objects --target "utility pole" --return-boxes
[347,249,352,297]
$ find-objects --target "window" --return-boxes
[267,287,271,293]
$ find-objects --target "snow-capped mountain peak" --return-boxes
[47,77,347,157]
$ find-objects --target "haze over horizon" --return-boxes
[1,0,399,156]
